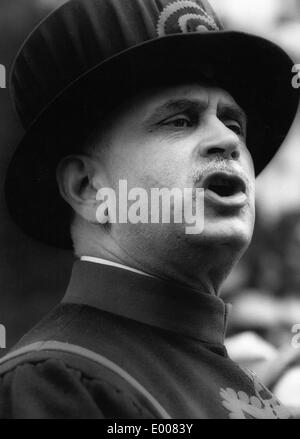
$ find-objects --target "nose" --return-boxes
[199,118,241,161]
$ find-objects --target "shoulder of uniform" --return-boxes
[0,342,162,419]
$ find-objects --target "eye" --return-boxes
[162,115,193,128]
[225,120,244,136]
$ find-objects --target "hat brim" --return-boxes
[5,31,299,249]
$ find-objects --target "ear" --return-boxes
[56,155,104,223]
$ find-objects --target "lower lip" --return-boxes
[205,189,248,209]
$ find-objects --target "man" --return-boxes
[0,0,298,419]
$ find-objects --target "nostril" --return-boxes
[208,147,225,155]
[206,146,240,160]
[231,150,240,160]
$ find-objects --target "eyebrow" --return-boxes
[218,103,247,127]
[143,99,208,126]
[143,98,247,127]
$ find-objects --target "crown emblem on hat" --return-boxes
[157,0,220,37]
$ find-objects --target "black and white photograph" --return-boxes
[0,0,300,422]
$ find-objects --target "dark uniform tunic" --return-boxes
[0,261,292,419]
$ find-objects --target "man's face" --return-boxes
[92,83,256,276]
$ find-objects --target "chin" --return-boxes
[192,215,254,254]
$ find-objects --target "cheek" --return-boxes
[142,158,189,191]
[119,144,188,190]
[241,146,256,194]
[106,123,194,191]
[243,145,255,176]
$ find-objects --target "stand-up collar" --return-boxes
[62,261,229,346]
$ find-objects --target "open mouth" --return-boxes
[203,173,246,198]
[202,172,248,210]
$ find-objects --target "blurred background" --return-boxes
[0,0,300,410]
[210,0,300,349]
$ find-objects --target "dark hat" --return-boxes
[5,0,299,249]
